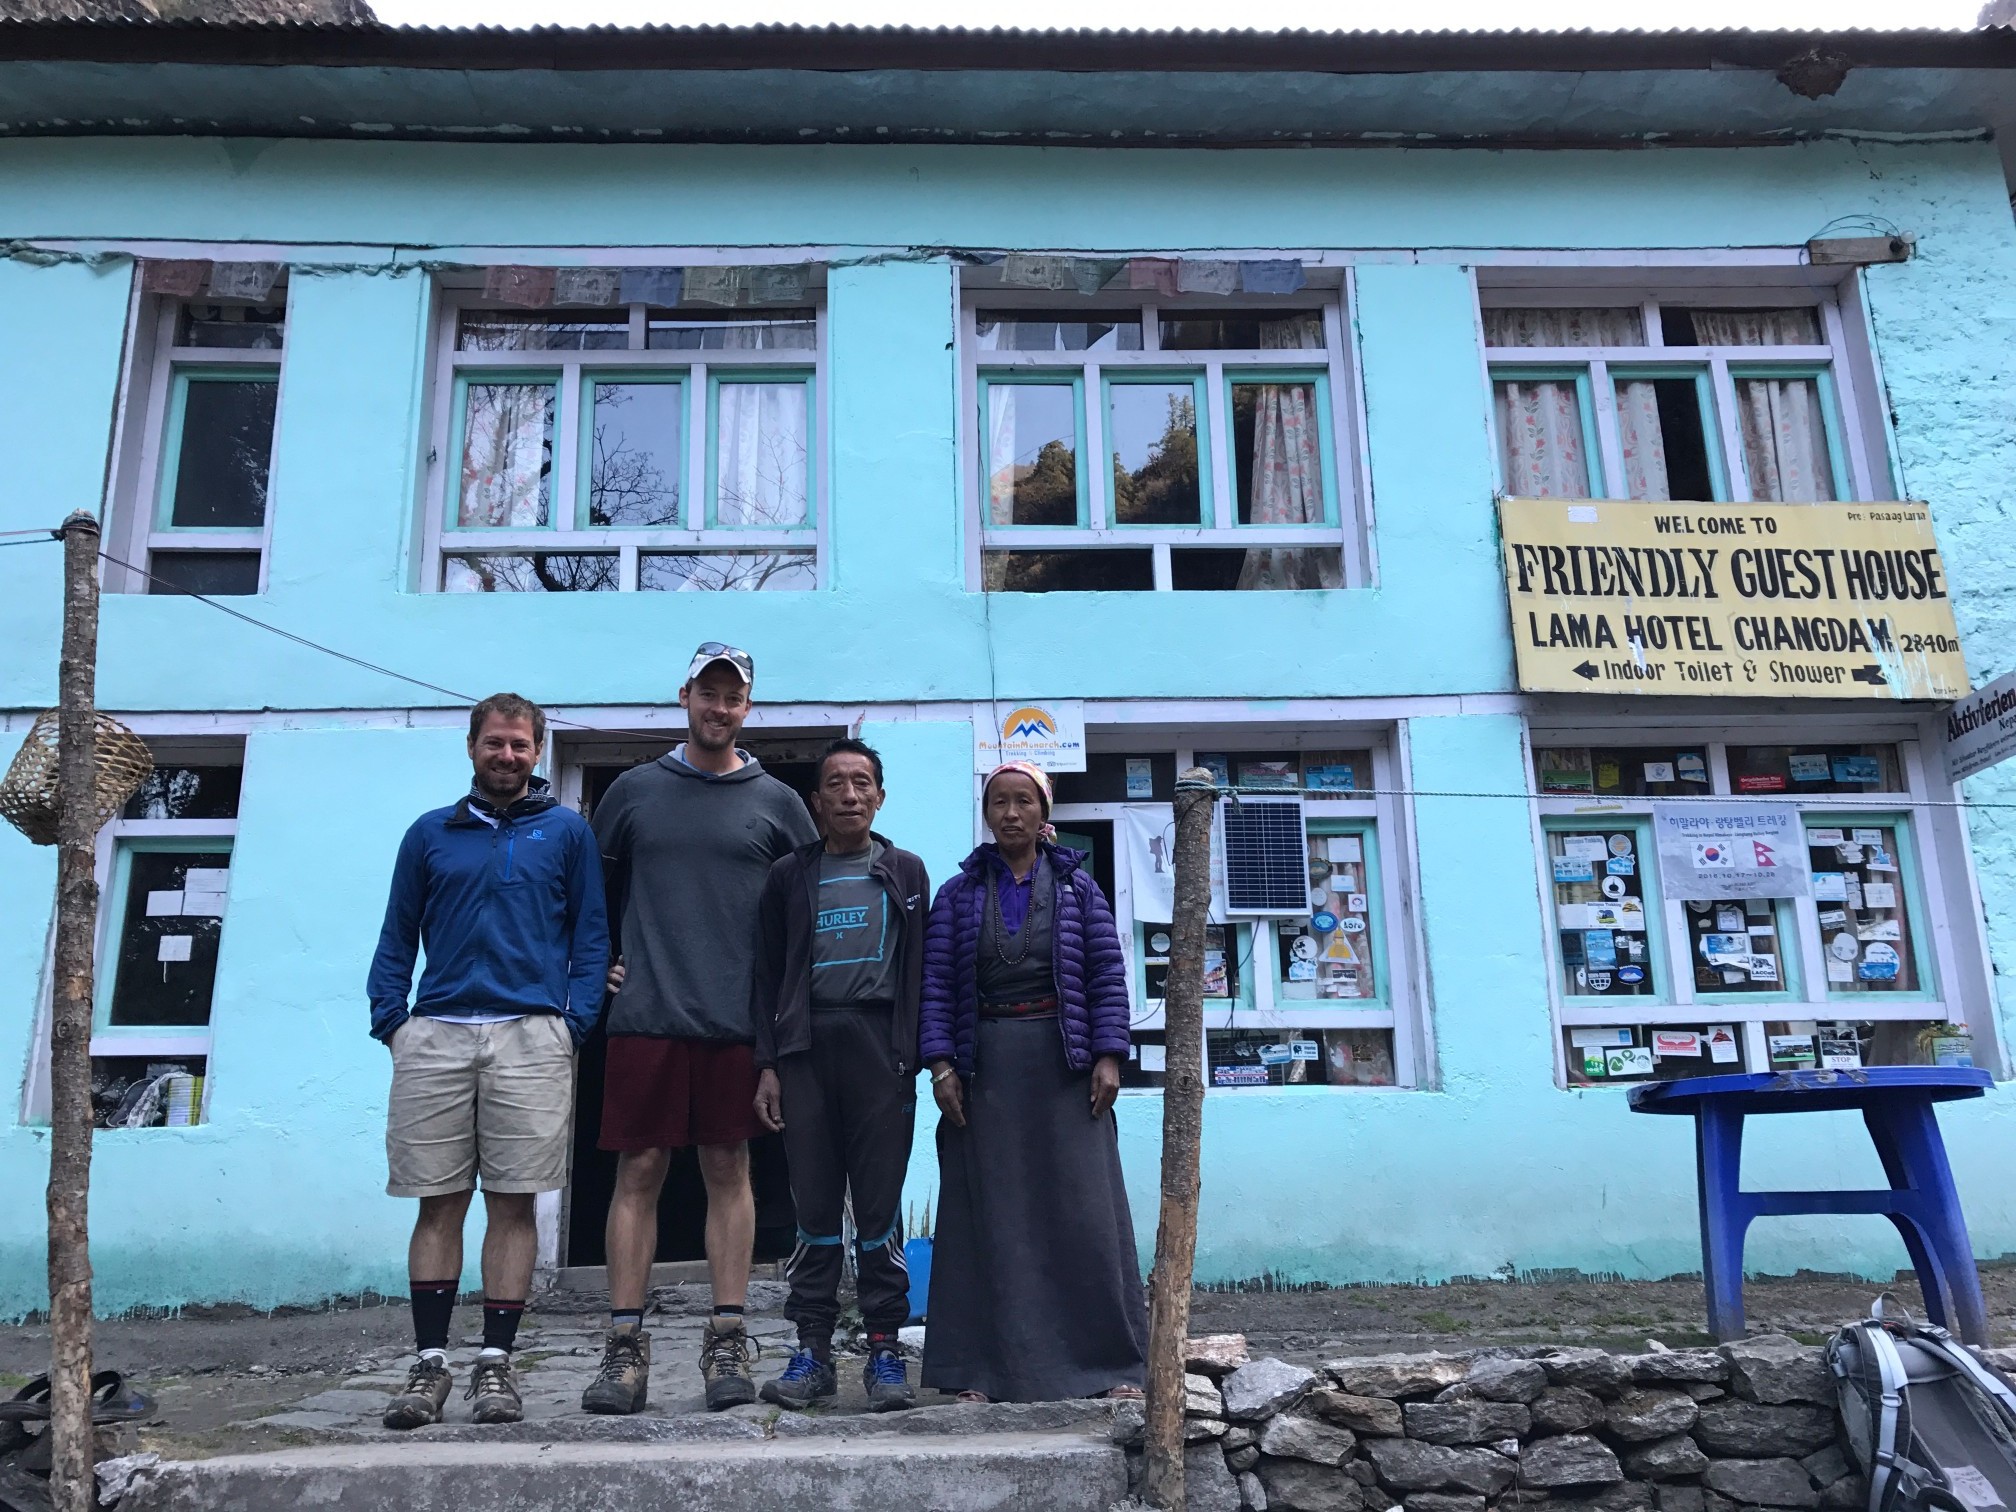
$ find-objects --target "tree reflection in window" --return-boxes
[588,383,681,527]
[444,554,619,592]
[1110,387,1200,526]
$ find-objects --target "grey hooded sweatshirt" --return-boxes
[593,749,818,1041]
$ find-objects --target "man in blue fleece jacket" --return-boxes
[366,693,608,1431]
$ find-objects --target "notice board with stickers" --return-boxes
[1499,498,1968,700]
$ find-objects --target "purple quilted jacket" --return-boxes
[918,842,1131,1078]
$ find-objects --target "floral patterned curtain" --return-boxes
[1237,320,1340,590]
[1691,310,1834,502]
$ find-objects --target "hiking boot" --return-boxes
[581,1329,651,1415]
[465,1353,522,1424]
[382,1356,453,1429]
[700,1316,757,1411]
[863,1345,915,1412]
[759,1348,837,1410]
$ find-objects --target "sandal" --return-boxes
[1102,1385,1145,1401]
[0,1377,50,1457]
[956,1390,991,1404]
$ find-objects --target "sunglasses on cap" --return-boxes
[685,642,755,685]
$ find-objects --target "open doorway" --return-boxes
[557,731,836,1272]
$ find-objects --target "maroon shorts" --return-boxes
[599,1035,764,1152]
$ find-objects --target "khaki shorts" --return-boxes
[386,1014,576,1198]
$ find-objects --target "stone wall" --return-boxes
[1113,1336,2002,1512]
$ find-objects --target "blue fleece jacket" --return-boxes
[366,781,610,1045]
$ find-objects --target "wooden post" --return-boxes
[1140,767,1219,1511]
[47,510,102,1512]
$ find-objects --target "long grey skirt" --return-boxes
[921,1015,1148,1403]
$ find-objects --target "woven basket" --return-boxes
[0,710,154,847]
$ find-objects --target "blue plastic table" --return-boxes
[1628,1067,1993,1345]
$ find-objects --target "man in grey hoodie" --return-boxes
[581,643,817,1415]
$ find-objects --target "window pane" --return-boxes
[1549,829,1653,997]
[1053,753,1179,805]
[974,311,1142,352]
[1231,380,1324,526]
[122,765,242,821]
[146,550,261,597]
[459,383,554,527]
[1484,308,1644,347]
[457,311,627,351]
[444,554,617,592]
[1494,380,1590,498]
[176,304,284,350]
[1207,1029,1394,1087]
[1278,830,1376,1001]
[715,383,809,527]
[1109,383,1201,525]
[1119,1030,1167,1089]
[108,850,231,1027]
[985,384,1079,526]
[1676,308,1823,347]
[1808,822,1919,994]
[1171,547,1342,591]
[1159,312,1323,351]
[1765,1019,1954,1070]
[1684,898,1788,994]
[982,549,1152,592]
[92,1054,207,1129]
[1727,744,1903,794]
[1564,1023,1749,1085]
[1613,377,1716,502]
[169,377,276,528]
[639,552,814,592]
[647,312,816,350]
[1144,923,1239,1003]
[1537,745,1709,798]
[1733,377,1836,502]
[588,382,681,526]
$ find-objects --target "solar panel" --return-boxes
[1220,796,1310,915]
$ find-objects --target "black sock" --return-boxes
[410,1280,457,1354]
[866,1332,898,1354]
[610,1308,644,1334]
[801,1334,833,1363]
[481,1298,525,1354]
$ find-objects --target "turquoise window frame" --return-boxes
[1810,811,1939,1004]
[1222,368,1341,528]
[978,373,1089,530]
[448,369,562,532]
[1135,922,1256,1016]
[1543,816,1667,1003]
[705,371,818,532]
[1101,370,1213,530]
[1263,819,1391,1011]
[1490,366,1604,497]
[1689,896,1806,1008]
[93,837,232,1037]
[153,366,281,533]
[575,371,688,531]
[1726,363,1853,503]
[1606,366,1730,502]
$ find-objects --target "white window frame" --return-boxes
[1478,282,1886,505]
[958,276,1371,591]
[103,289,287,596]
[419,287,829,593]
[1526,714,1992,1084]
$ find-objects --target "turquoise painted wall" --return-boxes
[3,135,2015,1315]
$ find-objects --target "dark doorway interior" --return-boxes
[564,736,829,1268]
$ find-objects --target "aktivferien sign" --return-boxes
[1499,498,1969,700]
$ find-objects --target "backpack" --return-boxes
[1829,1298,2016,1512]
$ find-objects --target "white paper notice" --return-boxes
[1828,960,1855,984]
[145,890,184,917]
[1138,1043,1167,1072]
[156,935,193,963]
[1706,1025,1740,1063]
[1644,762,1676,783]
[183,868,230,892]
[1563,835,1610,862]
[181,890,226,917]
[1862,882,1899,910]
[1327,836,1362,865]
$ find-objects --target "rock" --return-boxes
[1700,1493,1735,1512]
[1801,1445,1851,1489]
[1540,1350,1635,1399]
[1192,1418,1232,1442]
[1327,1354,1472,1401]
[1364,1488,1397,1512]
[1657,1487,1706,1512]
[1465,1358,1550,1404]
[1307,1390,1405,1437]
[1720,1339,1832,1407]
[1603,1390,1699,1443]
[1559,1485,1653,1512]
[95,1452,160,1504]
[1240,1469,1270,1511]
[1113,1400,1147,1446]
[1682,1383,1725,1402]
[1434,1384,1483,1404]
[1702,1459,1820,1508]
[1621,1434,1711,1480]
[1403,1400,1533,1446]
[1692,1400,1837,1458]
[1190,1373,1230,1418]
[1260,1456,1367,1512]
[1406,1496,1485,1512]
[1191,1336,1255,1378]
[1630,1351,1730,1386]
[1230,1445,1261,1472]
[1260,1414,1357,1466]
[1345,1462,1379,1486]
[1226,1360,1320,1422]
[1519,1436,1625,1490]
[1190,1442,1246,1512]
[1365,1439,1517,1496]
[1532,1387,1607,1436]
[1821,1475,1867,1509]
[1226,1425,1261,1450]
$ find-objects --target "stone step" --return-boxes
[121,1430,1128,1512]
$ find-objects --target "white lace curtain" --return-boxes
[1692,310,1834,502]
[715,326,809,529]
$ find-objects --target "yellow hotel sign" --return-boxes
[1499,498,1968,700]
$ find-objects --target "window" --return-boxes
[424,288,822,593]
[1482,293,1881,504]
[107,298,286,596]
[965,283,1364,592]
[1046,733,1420,1090]
[1532,732,1980,1086]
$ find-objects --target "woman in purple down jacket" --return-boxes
[917,761,1147,1405]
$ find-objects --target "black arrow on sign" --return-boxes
[1573,660,1601,681]
[1851,665,1887,685]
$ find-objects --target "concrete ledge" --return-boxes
[121,1430,1129,1512]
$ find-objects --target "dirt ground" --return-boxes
[3,1269,2010,1461]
